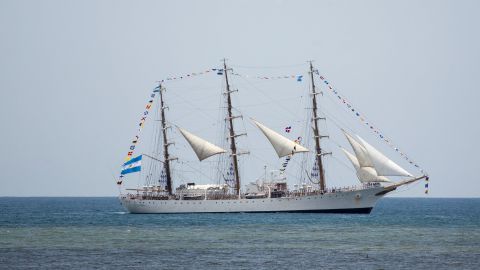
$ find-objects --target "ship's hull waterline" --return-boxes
[120,186,386,214]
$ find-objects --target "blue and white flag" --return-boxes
[121,155,142,175]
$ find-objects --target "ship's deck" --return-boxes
[121,183,382,201]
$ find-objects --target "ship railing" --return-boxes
[125,193,170,200]
[285,183,379,198]
[124,183,380,201]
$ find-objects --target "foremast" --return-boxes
[158,83,174,195]
[223,60,242,196]
[309,62,326,191]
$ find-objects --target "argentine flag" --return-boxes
[121,155,142,175]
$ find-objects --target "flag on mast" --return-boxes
[121,155,142,175]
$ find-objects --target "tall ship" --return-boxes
[117,60,428,214]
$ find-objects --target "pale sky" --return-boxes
[0,0,478,197]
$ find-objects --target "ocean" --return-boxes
[0,197,479,269]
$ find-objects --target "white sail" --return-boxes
[340,147,360,170]
[356,136,413,177]
[177,127,226,161]
[343,131,373,167]
[340,148,390,183]
[251,119,309,158]
[357,167,391,183]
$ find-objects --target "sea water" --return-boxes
[0,197,479,269]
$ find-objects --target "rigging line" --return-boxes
[159,67,216,84]
[231,106,251,159]
[286,151,332,181]
[331,155,357,174]
[230,63,306,69]
[168,124,218,139]
[171,169,189,185]
[315,100,365,148]
[235,75,302,119]
[248,152,300,181]
[326,137,351,154]
[318,112,355,147]
[168,88,218,123]
[322,92,361,135]
[233,96,303,109]
[167,93,221,106]
[233,107,307,137]
[321,133,374,179]
[179,160,219,163]
[324,96,424,175]
[180,160,217,183]
[146,102,162,176]
[305,169,321,185]
[389,179,423,195]
[214,88,228,184]
[143,153,164,163]
[318,73,426,175]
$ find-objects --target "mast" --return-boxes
[309,61,326,191]
[159,84,173,195]
[223,59,241,196]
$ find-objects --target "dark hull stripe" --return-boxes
[128,207,373,215]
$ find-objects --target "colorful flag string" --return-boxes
[159,169,167,186]
[425,176,429,194]
[315,72,428,176]
[160,68,216,83]
[279,137,301,173]
[279,155,292,173]
[117,85,160,185]
[311,159,320,179]
[232,72,305,81]
[225,162,235,187]
[159,68,304,83]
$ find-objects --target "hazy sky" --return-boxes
[0,0,479,197]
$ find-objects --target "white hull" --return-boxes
[120,186,387,214]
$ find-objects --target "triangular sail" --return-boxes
[177,127,227,161]
[343,131,374,167]
[252,119,309,158]
[340,147,360,171]
[357,167,391,183]
[340,148,390,183]
[356,136,413,177]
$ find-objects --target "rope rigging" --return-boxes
[118,63,428,196]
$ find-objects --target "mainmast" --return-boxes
[309,61,326,191]
[223,59,241,196]
[158,84,173,195]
